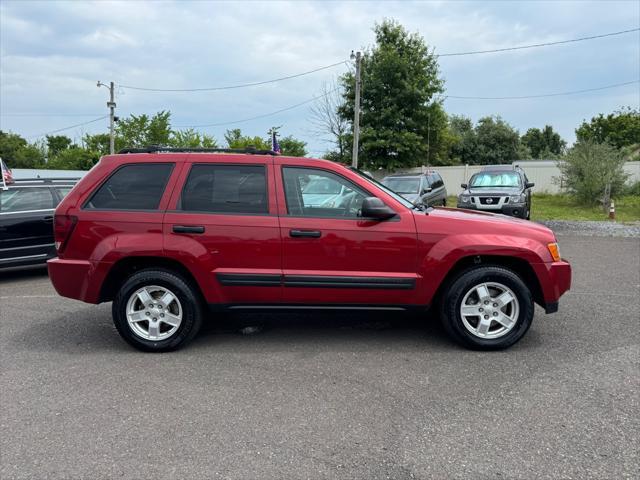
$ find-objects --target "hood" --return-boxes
[462,187,522,196]
[414,207,555,243]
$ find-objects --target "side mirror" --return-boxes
[360,197,396,220]
[421,187,433,195]
[461,183,468,189]
[525,182,535,189]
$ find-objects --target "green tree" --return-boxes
[473,116,522,165]
[521,125,566,158]
[224,129,271,150]
[575,107,640,150]
[448,115,476,164]
[447,116,524,165]
[45,135,73,157]
[339,19,445,170]
[116,111,172,150]
[278,135,307,157]
[0,131,46,168]
[46,147,100,171]
[170,129,217,148]
[558,140,628,205]
[82,133,111,156]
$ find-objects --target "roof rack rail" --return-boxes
[117,145,278,156]
[13,177,81,183]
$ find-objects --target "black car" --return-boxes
[0,178,78,270]
[381,171,448,207]
[457,165,534,219]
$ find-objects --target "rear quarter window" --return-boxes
[85,163,173,210]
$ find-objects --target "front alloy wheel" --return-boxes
[440,266,534,350]
[459,282,519,339]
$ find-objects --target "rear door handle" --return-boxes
[290,229,321,238]
[173,225,205,234]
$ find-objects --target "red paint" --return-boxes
[48,153,571,311]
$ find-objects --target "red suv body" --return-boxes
[48,150,571,351]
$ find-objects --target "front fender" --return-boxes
[418,234,550,304]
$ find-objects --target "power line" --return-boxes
[174,88,340,129]
[441,80,639,100]
[119,61,348,92]
[26,115,108,139]
[1,113,102,117]
[116,28,637,93]
[438,27,639,56]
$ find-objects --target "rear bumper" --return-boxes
[531,260,572,313]
[47,258,103,304]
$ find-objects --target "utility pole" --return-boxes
[350,50,362,168]
[427,112,431,168]
[97,81,116,154]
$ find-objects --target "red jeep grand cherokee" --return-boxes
[48,147,571,352]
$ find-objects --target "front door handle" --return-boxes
[173,225,205,234]
[290,229,321,238]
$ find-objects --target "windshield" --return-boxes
[470,172,521,188]
[348,168,415,209]
[382,177,421,194]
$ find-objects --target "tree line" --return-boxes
[0,111,307,171]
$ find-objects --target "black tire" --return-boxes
[112,269,203,352]
[439,266,534,350]
[442,198,447,206]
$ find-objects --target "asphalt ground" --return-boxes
[1,233,638,479]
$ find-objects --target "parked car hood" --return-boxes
[400,193,420,203]
[461,187,522,196]
[414,207,555,243]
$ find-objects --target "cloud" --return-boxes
[1,0,638,151]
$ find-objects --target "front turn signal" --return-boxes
[547,242,561,262]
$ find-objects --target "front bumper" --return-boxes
[531,260,572,313]
[456,202,528,218]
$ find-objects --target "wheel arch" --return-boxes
[432,255,545,309]
[99,256,204,303]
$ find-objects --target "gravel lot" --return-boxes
[1,232,638,479]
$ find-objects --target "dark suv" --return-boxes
[381,172,447,207]
[48,147,570,352]
[1,178,78,269]
[457,165,534,219]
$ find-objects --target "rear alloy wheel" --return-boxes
[126,285,183,341]
[440,266,534,350]
[113,269,203,352]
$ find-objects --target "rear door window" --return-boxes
[0,187,55,213]
[179,164,268,214]
[85,164,173,210]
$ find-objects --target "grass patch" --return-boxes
[445,194,640,222]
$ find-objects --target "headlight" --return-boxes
[459,195,470,203]
[510,194,526,203]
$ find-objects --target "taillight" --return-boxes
[54,214,77,255]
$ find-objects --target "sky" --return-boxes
[1,0,639,157]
